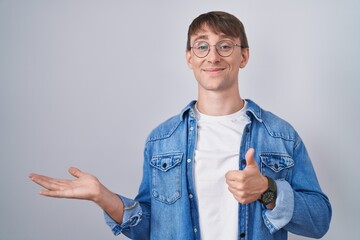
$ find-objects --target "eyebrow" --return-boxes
[193,35,209,42]
[192,33,235,43]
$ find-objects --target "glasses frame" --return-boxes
[190,40,243,58]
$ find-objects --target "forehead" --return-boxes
[190,24,238,43]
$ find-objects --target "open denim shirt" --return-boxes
[104,99,331,240]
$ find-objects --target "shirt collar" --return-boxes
[179,100,197,121]
[244,99,263,123]
[179,99,263,123]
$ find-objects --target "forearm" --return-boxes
[284,190,331,238]
[263,180,331,238]
[283,139,332,237]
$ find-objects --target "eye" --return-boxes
[194,41,209,51]
[218,41,233,51]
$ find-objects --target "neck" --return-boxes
[196,88,244,116]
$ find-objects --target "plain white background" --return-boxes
[1,0,359,239]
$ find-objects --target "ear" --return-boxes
[239,48,250,69]
[186,50,194,70]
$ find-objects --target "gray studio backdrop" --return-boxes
[1,0,359,239]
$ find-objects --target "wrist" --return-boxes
[90,181,105,204]
[257,176,269,200]
[96,186,124,221]
[258,176,277,207]
[94,184,113,208]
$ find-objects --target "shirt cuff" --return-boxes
[262,180,294,234]
[104,195,142,236]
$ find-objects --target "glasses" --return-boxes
[191,40,242,58]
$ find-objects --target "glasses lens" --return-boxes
[216,40,234,57]
[192,41,209,58]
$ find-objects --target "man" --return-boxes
[29,11,332,240]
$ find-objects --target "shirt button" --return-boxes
[194,228,198,233]
[240,232,246,238]
[189,194,193,199]
[187,158,192,163]
[189,126,194,131]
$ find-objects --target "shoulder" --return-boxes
[262,110,298,141]
[146,101,196,142]
[146,115,183,142]
[246,99,299,142]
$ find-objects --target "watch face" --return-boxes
[262,191,275,204]
[259,177,277,205]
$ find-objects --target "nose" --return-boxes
[206,46,221,63]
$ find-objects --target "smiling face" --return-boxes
[186,24,249,95]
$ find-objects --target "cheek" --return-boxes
[186,52,197,70]
[190,60,204,71]
[231,60,243,71]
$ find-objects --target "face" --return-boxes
[186,25,249,94]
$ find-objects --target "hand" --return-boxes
[225,148,268,204]
[29,167,125,223]
[29,167,103,202]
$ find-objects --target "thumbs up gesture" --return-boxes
[225,148,268,204]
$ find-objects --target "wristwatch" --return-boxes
[259,176,277,205]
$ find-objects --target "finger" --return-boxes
[30,174,69,190]
[29,173,48,180]
[225,170,241,181]
[68,167,84,178]
[226,180,242,191]
[39,188,75,198]
[227,187,248,203]
[29,173,54,187]
[245,148,257,167]
[29,173,69,184]
[39,189,65,198]
[227,186,237,194]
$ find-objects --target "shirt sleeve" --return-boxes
[262,179,294,234]
[104,195,143,236]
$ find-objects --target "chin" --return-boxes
[198,83,229,92]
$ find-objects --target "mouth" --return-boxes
[202,67,226,74]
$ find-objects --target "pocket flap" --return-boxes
[150,153,183,172]
[260,153,294,172]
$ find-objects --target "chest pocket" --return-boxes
[260,153,294,180]
[150,152,183,204]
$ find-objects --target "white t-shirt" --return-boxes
[193,102,250,240]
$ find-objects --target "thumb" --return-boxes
[68,167,84,178]
[245,148,257,167]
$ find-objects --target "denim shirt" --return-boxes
[104,99,332,240]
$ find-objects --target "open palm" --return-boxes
[29,167,102,202]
